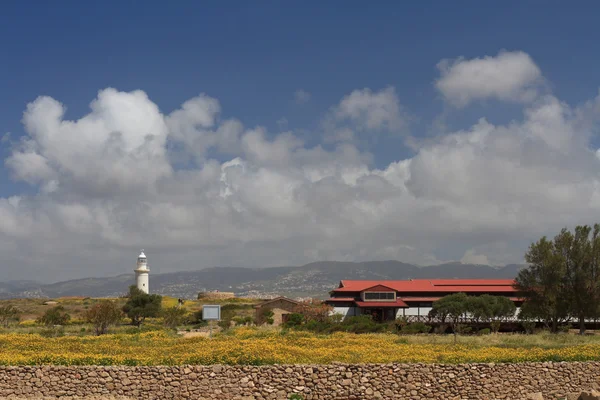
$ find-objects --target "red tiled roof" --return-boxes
[325,297,356,302]
[332,279,517,294]
[355,299,408,308]
[401,297,442,302]
[328,296,522,304]
[363,284,397,292]
[397,296,523,303]
[428,279,516,286]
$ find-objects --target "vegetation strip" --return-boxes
[0,328,599,366]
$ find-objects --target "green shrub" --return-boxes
[326,314,341,324]
[85,300,123,335]
[434,324,449,334]
[400,322,432,334]
[37,306,71,326]
[0,305,21,328]
[256,309,274,325]
[521,321,536,334]
[190,310,204,324]
[161,306,187,329]
[395,316,408,330]
[478,328,491,335]
[490,321,501,334]
[284,313,304,328]
[217,307,237,330]
[122,286,162,327]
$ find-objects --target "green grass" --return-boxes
[405,331,600,348]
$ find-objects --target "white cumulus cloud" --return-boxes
[325,87,406,143]
[435,50,544,107]
[2,51,600,282]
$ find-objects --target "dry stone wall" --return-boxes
[1,362,599,400]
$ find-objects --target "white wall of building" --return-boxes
[331,306,359,318]
[332,303,522,322]
[401,306,432,317]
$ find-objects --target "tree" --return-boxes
[162,306,187,329]
[427,307,447,324]
[256,308,274,325]
[517,225,600,334]
[487,295,516,333]
[0,305,20,328]
[284,313,305,328]
[122,285,162,327]
[429,293,469,342]
[562,225,600,335]
[37,305,70,326]
[466,296,491,324]
[84,300,122,335]
[295,299,332,323]
[516,235,571,333]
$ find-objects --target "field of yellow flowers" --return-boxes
[0,328,599,366]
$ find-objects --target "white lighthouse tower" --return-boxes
[135,250,150,294]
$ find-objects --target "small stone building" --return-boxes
[254,297,304,326]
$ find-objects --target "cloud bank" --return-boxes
[3,50,600,281]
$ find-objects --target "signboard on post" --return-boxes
[202,305,221,321]
[202,305,220,338]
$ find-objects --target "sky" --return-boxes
[2,1,600,282]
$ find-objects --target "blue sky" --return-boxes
[3,2,600,281]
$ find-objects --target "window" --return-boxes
[364,292,395,301]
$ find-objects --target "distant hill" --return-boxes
[0,261,525,300]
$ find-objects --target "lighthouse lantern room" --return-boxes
[135,250,150,294]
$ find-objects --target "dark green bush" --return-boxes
[400,322,432,334]
[289,315,395,334]
[521,321,536,334]
[283,313,304,328]
[433,324,449,334]
[478,328,491,335]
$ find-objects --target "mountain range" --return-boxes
[0,261,524,300]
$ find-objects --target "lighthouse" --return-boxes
[135,250,150,294]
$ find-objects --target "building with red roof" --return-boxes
[326,279,520,322]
